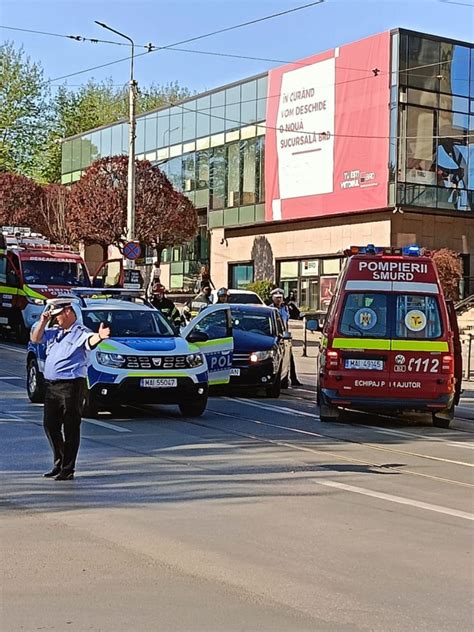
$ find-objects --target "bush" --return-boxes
[246,279,274,303]
[431,249,462,301]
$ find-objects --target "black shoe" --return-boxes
[43,467,61,478]
[54,470,74,481]
[291,380,303,387]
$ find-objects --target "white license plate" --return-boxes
[345,359,383,371]
[140,378,177,388]
[230,368,241,376]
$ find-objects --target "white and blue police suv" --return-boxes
[26,292,233,417]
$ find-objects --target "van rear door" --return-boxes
[387,294,448,402]
[335,292,391,400]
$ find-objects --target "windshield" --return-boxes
[231,308,274,337]
[22,260,91,287]
[339,293,388,337]
[395,295,442,339]
[227,293,262,304]
[82,308,174,337]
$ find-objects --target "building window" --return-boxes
[227,142,240,207]
[182,101,196,142]
[229,263,254,289]
[183,153,195,192]
[211,90,225,135]
[240,138,256,205]
[144,115,157,153]
[225,86,241,131]
[196,150,209,190]
[209,146,226,209]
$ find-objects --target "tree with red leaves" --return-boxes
[431,249,462,302]
[68,156,197,259]
[0,172,43,228]
[37,183,72,244]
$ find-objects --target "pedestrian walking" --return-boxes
[30,298,111,480]
[270,288,302,387]
[147,261,162,299]
[150,283,181,328]
[195,264,215,292]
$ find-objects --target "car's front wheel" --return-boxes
[27,357,45,403]
[82,391,99,418]
[265,370,281,398]
[179,398,208,417]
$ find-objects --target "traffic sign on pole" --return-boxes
[123,241,141,260]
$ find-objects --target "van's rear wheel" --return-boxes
[318,388,341,422]
[432,404,454,429]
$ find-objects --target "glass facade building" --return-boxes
[61,30,473,297]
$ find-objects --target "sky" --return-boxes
[1,0,473,95]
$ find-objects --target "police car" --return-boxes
[26,291,233,417]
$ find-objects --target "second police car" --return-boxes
[26,291,233,417]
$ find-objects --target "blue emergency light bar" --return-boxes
[345,244,421,256]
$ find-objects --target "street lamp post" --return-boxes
[95,21,137,263]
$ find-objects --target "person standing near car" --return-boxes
[150,283,181,328]
[270,288,302,387]
[30,298,111,480]
[216,287,229,304]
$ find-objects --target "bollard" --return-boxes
[302,317,308,357]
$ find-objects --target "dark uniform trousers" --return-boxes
[43,378,86,473]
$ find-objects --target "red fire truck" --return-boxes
[317,245,462,428]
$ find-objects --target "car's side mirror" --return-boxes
[187,330,209,343]
[305,319,319,332]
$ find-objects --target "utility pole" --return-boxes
[95,21,137,266]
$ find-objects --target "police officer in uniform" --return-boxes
[150,283,181,328]
[31,298,111,480]
[270,288,302,387]
[183,285,212,321]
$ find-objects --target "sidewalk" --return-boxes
[289,320,474,420]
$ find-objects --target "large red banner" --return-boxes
[265,31,391,221]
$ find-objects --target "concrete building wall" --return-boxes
[211,213,392,287]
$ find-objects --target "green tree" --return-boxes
[0,42,51,177]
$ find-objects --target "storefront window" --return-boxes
[230,263,254,289]
[322,259,341,275]
[280,261,299,279]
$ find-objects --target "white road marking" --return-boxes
[83,418,131,433]
[228,398,474,468]
[0,343,27,354]
[315,479,474,522]
[358,425,474,451]
[0,376,23,380]
[231,397,319,419]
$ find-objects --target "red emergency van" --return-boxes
[317,245,462,428]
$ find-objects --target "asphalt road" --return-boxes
[1,340,473,632]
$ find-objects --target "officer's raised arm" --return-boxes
[30,307,51,343]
